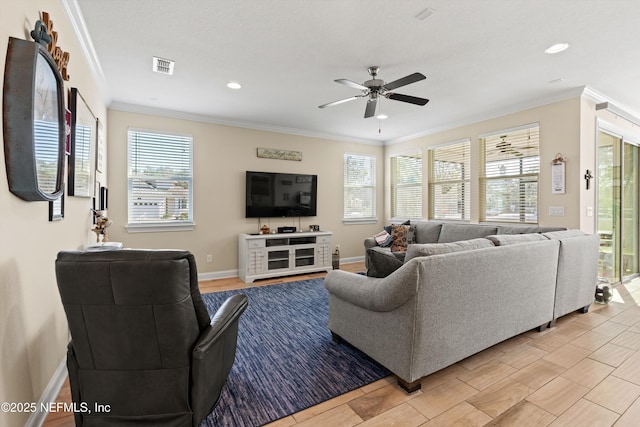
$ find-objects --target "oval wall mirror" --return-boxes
[3,37,65,201]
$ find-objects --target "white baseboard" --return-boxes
[197,257,364,282]
[25,357,68,427]
[198,269,239,282]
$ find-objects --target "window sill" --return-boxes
[343,218,378,225]
[126,222,195,233]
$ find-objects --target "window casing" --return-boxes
[343,153,376,222]
[127,129,194,231]
[391,152,422,219]
[429,139,471,221]
[480,125,540,223]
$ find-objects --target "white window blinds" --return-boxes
[127,129,193,226]
[480,125,540,223]
[391,152,422,219]
[428,139,470,221]
[343,153,376,221]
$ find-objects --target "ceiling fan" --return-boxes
[318,66,429,118]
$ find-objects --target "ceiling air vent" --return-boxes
[152,56,174,75]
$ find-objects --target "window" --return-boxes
[480,124,540,223]
[390,152,422,219]
[428,139,471,221]
[127,129,193,230]
[343,153,376,221]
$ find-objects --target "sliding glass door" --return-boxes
[622,142,639,278]
[598,129,640,283]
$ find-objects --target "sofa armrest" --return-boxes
[324,264,419,312]
[191,294,248,424]
[364,237,378,250]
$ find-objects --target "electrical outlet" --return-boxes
[549,206,565,216]
[206,254,213,263]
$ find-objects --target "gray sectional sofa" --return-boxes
[324,222,599,393]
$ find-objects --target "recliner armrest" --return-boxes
[193,294,248,359]
[190,294,248,426]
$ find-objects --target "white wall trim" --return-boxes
[25,357,68,427]
[59,0,111,105]
[109,102,383,146]
[198,269,239,282]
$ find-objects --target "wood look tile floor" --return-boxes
[43,264,640,427]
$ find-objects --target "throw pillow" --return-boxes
[390,224,415,253]
[366,247,405,278]
[404,238,494,262]
[374,230,393,247]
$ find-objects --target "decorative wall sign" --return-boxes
[551,153,566,194]
[33,12,71,80]
[257,147,302,161]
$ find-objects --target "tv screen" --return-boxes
[246,171,317,218]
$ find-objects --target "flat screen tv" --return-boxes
[246,171,317,218]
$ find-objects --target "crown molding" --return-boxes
[60,0,111,105]
[384,86,589,145]
[109,102,383,146]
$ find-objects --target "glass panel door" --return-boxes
[622,142,639,279]
[597,131,621,283]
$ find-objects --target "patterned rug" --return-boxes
[199,278,390,427]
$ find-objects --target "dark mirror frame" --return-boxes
[68,87,96,197]
[2,37,65,201]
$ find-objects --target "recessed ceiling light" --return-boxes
[376,114,388,120]
[227,82,242,89]
[545,43,570,54]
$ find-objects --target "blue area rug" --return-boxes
[199,278,390,427]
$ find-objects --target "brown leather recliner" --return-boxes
[55,249,248,426]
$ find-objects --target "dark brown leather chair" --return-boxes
[55,249,247,426]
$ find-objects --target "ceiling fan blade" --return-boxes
[318,96,361,109]
[335,78,368,91]
[383,72,426,91]
[364,98,377,118]
[387,92,429,106]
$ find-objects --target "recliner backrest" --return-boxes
[56,249,210,370]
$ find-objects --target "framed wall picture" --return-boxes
[68,88,96,197]
[96,117,105,173]
[48,192,64,221]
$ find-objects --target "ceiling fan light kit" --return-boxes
[319,66,429,118]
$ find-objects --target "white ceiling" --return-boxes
[71,0,640,144]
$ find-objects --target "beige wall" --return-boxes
[385,97,586,229]
[0,1,107,426]
[106,110,385,275]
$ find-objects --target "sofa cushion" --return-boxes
[405,238,495,262]
[486,233,548,246]
[496,225,566,234]
[542,230,586,240]
[413,221,443,244]
[390,224,415,252]
[366,247,405,278]
[437,224,498,243]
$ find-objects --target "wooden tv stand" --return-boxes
[238,231,333,283]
